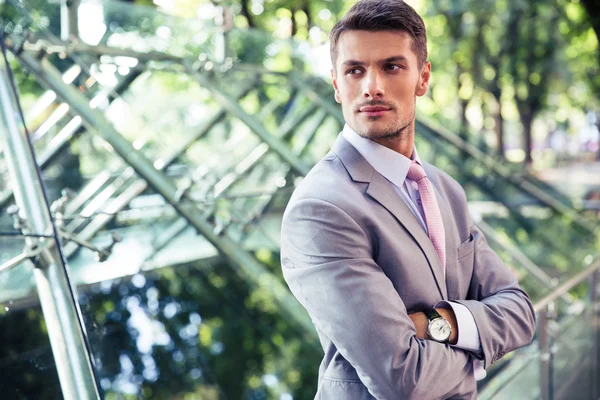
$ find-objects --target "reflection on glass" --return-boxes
[79,261,321,399]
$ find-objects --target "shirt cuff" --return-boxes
[473,360,487,381]
[435,301,481,352]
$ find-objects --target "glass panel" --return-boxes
[2,5,328,395]
[551,311,596,399]
[478,348,541,400]
[479,308,599,400]
[78,260,322,399]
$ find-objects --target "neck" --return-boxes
[372,125,415,159]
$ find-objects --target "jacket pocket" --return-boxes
[457,233,475,260]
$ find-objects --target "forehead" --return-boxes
[336,30,417,65]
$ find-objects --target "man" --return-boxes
[280,0,536,399]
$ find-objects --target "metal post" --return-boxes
[590,270,599,400]
[0,64,99,399]
[61,0,80,41]
[539,302,554,400]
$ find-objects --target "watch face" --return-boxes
[429,318,451,342]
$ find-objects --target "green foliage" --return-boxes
[78,260,321,400]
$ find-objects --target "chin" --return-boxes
[357,124,404,140]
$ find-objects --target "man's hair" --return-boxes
[330,0,428,70]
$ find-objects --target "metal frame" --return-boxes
[185,64,312,176]
[11,50,315,337]
[0,61,100,400]
[0,66,142,209]
[140,87,303,260]
[61,78,260,260]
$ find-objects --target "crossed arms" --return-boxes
[281,195,536,399]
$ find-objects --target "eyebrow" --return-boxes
[341,56,409,68]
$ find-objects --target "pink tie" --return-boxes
[407,161,446,274]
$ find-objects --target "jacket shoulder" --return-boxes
[288,151,365,207]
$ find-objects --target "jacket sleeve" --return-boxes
[281,197,474,400]
[452,221,537,367]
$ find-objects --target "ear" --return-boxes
[331,68,342,103]
[415,61,431,97]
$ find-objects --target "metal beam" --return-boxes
[239,110,329,240]
[0,69,142,210]
[185,65,312,176]
[137,95,289,262]
[13,50,316,338]
[0,57,100,400]
[59,79,259,255]
[24,40,185,64]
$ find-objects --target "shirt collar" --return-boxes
[342,124,421,188]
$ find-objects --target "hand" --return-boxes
[407,312,428,339]
[408,308,459,344]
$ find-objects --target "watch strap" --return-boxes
[425,309,442,321]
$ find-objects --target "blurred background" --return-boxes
[0,0,598,399]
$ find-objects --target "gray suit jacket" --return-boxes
[280,134,536,400]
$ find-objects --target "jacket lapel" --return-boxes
[332,134,448,300]
[366,173,448,300]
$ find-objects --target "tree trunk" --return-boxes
[456,65,469,143]
[495,107,505,159]
[302,1,312,29]
[492,90,505,158]
[291,8,298,37]
[459,98,469,141]
[522,113,534,166]
[240,0,255,28]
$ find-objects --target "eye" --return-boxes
[385,64,403,71]
[346,68,363,75]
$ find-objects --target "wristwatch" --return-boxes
[426,309,452,343]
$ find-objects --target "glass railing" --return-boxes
[479,260,600,399]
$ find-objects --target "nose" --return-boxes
[363,70,385,98]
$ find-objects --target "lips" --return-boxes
[360,106,390,112]
[359,105,391,117]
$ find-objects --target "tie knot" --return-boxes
[407,160,427,182]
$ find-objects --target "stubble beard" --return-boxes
[353,107,415,141]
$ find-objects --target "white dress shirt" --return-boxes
[342,125,486,381]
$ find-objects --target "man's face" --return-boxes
[331,30,430,142]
